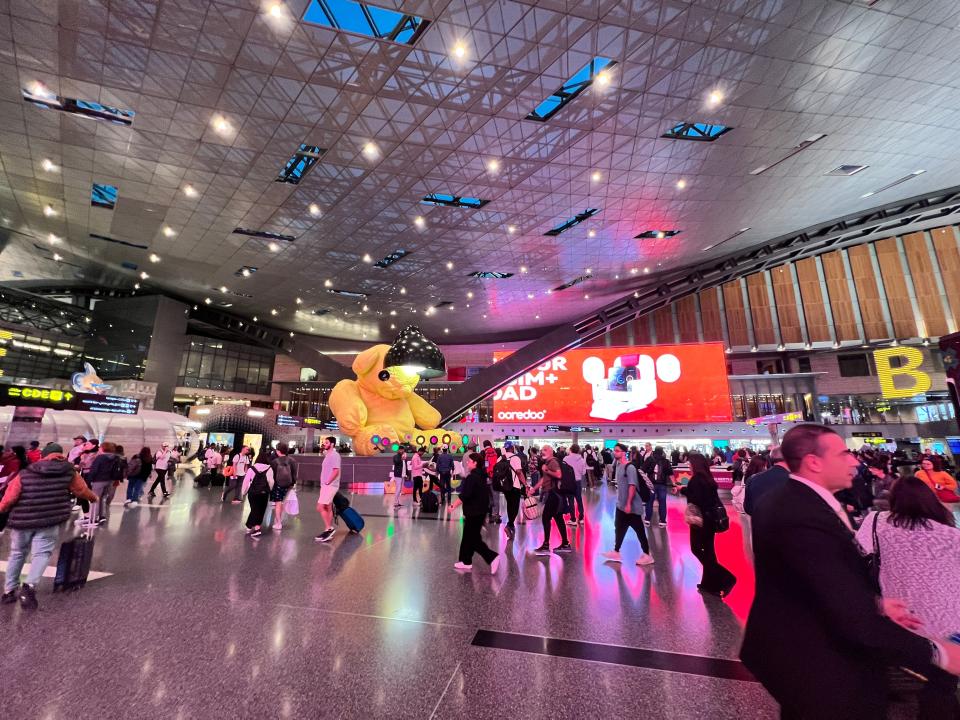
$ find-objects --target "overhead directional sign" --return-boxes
[1,383,139,415]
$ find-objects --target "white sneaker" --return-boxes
[565,519,577,526]
[490,555,501,574]
[601,550,622,563]
[658,522,667,528]
[129,501,138,507]
[637,553,655,566]
[453,562,473,571]
[643,520,651,527]
[272,524,282,531]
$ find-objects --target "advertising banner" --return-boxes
[492,343,732,424]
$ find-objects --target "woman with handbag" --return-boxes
[681,453,736,598]
[855,476,960,718]
[915,457,959,503]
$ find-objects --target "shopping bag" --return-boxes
[285,488,300,516]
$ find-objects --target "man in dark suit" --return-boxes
[743,446,789,516]
[741,424,960,719]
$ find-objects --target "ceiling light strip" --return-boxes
[861,170,925,199]
[749,134,827,176]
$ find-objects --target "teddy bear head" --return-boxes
[353,344,422,400]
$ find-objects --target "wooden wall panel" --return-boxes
[902,231,948,337]
[847,244,887,340]
[699,289,724,341]
[676,295,699,343]
[722,281,750,347]
[821,251,858,341]
[653,306,674,343]
[875,237,919,338]
[795,257,831,342]
[745,273,775,345]
[633,315,652,345]
[770,265,802,344]
[931,226,960,331]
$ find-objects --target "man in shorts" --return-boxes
[314,436,341,543]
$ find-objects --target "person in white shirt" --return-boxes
[204,445,223,485]
[501,442,526,539]
[314,437,341,543]
[149,442,175,498]
[563,444,588,526]
[223,446,251,504]
[240,449,274,538]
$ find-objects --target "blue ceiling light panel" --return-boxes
[635,229,681,239]
[374,250,409,268]
[544,208,599,237]
[526,57,615,122]
[22,88,135,126]
[303,0,428,45]
[662,122,732,141]
[468,271,514,279]
[276,145,326,184]
[91,184,118,209]
[421,193,489,209]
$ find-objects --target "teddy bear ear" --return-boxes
[353,345,388,377]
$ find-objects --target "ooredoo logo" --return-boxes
[496,410,547,420]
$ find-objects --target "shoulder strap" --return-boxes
[871,512,881,568]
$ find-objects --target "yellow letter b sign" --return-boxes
[874,347,932,399]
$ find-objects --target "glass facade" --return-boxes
[0,329,86,382]
[177,336,274,395]
[819,393,956,425]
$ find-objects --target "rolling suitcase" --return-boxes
[54,535,95,592]
[337,506,364,533]
[420,491,439,513]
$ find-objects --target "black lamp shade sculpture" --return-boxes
[383,325,446,379]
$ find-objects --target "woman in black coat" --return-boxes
[681,453,736,598]
[449,452,500,573]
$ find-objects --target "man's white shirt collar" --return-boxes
[789,473,852,531]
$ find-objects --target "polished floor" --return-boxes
[1,469,777,719]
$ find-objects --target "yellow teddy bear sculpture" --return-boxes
[329,344,458,456]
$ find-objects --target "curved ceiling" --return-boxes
[1,0,960,344]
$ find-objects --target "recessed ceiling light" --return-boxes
[162,226,176,237]
[535,314,540,319]
[362,253,372,263]
[139,271,149,280]
[676,179,687,189]
[588,230,596,238]
[211,115,232,135]
[584,294,590,299]
[268,242,280,252]
[47,233,60,244]
[43,205,56,217]
[507,225,516,234]
[614,274,619,279]
[390,323,395,330]
[241,268,251,278]
[308,203,321,217]
[133,282,140,289]
[309,326,315,332]
[707,90,724,106]
[644,267,650,273]
[452,43,466,59]
[630,268,638,274]
[270,308,278,315]
[362,142,379,160]
[29,81,54,100]
[595,70,610,86]
[591,171,601,182]
[268,3,283,17]
[253,315,258,322]
[520,266,527,273]
[399,286,406,294]
[467,291,473,299]
[290,331,295,337]
[41,158,57,172]
[324,279,332,287]
[204,297,212,304]
[487,159,500,172]
[219,286,228,293]
[446,261,453,270]
[183,185,197,197]
[52,252,62,261]
[527,293,534,299]
[148,253,161,263]
[444,328,449,334]
[389,309,397,315]
[295,297,302,304]
[362,304,369,312]
[482,314,487,318]
[414,215,425,228]
[585,268,592,274]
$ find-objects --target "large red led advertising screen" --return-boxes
[492,343,732,424]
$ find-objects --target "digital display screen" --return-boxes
[492,343,732,424]
[1,384,140,415]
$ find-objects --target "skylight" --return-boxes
[526,57,615,122]
[276,145,326,184]
[662,122,732,141]
[327,288,368,299]
[374,250,410,268]
[468,271,514,279]
[91,184,117,209]
[544,208,599,237]
[303,0,428,45]
[635,229,681,239]
[232,228,296,242]
[22,89,135,126]
[421,193,489,209]
[553,275,589,292]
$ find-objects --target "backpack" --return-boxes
[492,457,512,493]
[585,453,598,468]
[558,462,577,495]
[249,468,270,494]
[109,455,125,482]
[127,456,142,479]
[274,457,294,488]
